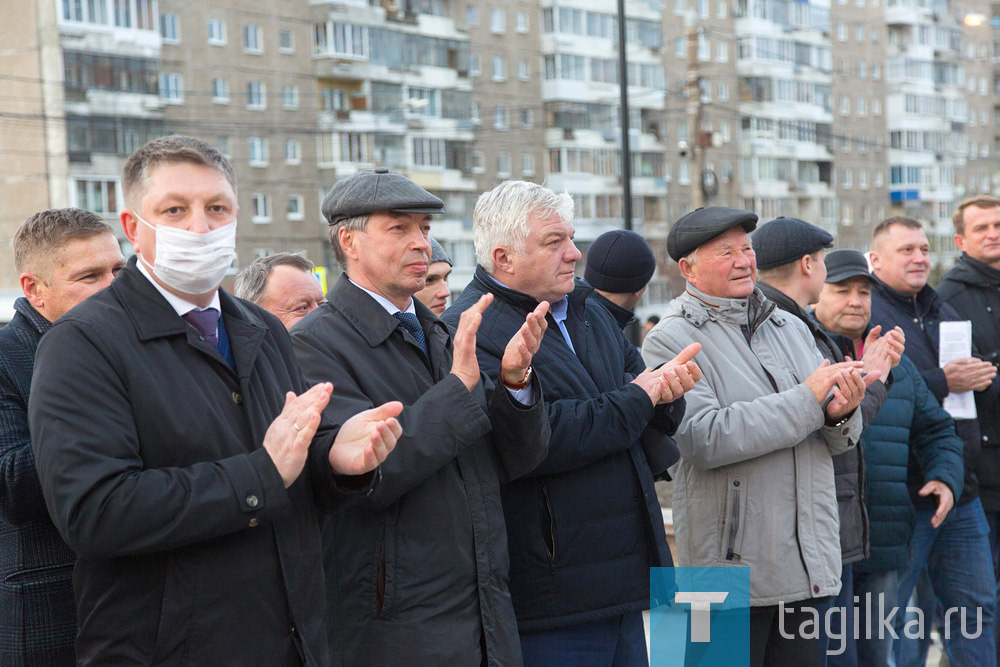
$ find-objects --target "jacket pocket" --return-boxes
[374,524,396,617]
[719,474,748,562]
[151,550,200,665]
[2,561,74,586]
[540,480,557,570]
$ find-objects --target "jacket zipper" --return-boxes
[725,486,741,561]
[375,527,386,616]
[541,481,557,572]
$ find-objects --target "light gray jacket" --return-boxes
[642,285,862,607]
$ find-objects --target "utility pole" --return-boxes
[617,0,633,230]
[685,11,705,209]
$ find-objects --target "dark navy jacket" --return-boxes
[0,298,75,665]
[869,275,999,506]
[938,253,1000,511]
[444,268,680,632]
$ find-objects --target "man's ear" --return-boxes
[20,272,45,311]
[492,246,514,275]
[121,209,139,249]
[678,257,695,284]
[954,233,967,253]
[338,226,359,262]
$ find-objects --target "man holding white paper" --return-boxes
[868,216,998,667]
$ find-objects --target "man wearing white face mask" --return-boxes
[28,136,404,664]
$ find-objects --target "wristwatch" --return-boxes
[502,366,533,390]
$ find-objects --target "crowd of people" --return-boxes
[1,134,999,667]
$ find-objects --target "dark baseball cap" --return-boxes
[824,249,875,284]
[667,207,758,262]
[321,168,444,224]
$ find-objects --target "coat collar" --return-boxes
[470,265,593,314]
[948,252,1000,287]
[111,258,269,378]
[328,273,450,350]
[588,290,636,329]
[13,296,52,336]
[679,283,783,329]
[870,274,940,317]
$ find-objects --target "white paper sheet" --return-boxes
[939,320,977,420]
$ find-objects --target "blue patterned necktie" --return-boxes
[183,308,219,346]
[392,311,428,356]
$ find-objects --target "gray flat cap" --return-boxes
[824,249,874,284]
[321,168,444,224]
[752,216,834,271]
[429,237,452,266]
[667,207,757,262]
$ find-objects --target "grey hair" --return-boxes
[327,214,370,270]
[473,180,575,272]
[681,248,699,266]
[233,252,314,304]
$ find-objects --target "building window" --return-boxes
[497,151,510,176]
[717,41,728,62]
[466,4,479,26]
[211,77,229,103]
[279,29,294,53]
[412,138,445,167]
[856,97,866,116]
[321,88,348,111]
[160,73,183,103]
[285,139,302,164]
[492,56,506,81]
[515,11,528,32]
[494,105,508,130]
[469,53,481,76]
[338,133,372,163]
[520,107,532,129]
[252,193,272,223]
[287,195,304,221]
[839,95,850,115]
[490,8,505,33]
[470,102,480,124]
[73,178,119,215]
[522,153,535,176]
[248,137,268,166]
[217,135,231,158]
[208,18,226,45]
[244,23,263,54]
[518,59,529,80]
[282,85,299,110]
[247,81,266,110]
[471,150,485,172]
[717,0,727,17]
[718,81,729,101]
[836,22,846,41]
[841,168,852,189]
[159,13,180,43]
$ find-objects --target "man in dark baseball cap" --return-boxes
[290,170,551,664]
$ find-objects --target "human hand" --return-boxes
[943,357,997,393]
[328,401,404,475]
[631,343,702,405]
[501,301,549,386]
[450,293,493,391]
[919,480,955,528]
[263,383,333,488]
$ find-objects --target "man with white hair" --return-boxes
[444,180,699,665]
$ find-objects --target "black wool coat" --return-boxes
[290,275,549,667]
[0,298,75,665]
[29,260,366,665]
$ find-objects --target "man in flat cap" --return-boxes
[753,216,904,661]
[413,236,453,316]
[444,180,700,665]
[289,168,552,666]
[643,206,874,665]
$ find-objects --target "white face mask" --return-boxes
[135,213,237,295]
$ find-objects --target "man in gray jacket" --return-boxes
[643,206,874,665]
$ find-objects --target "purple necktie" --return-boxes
[183,308,219,346]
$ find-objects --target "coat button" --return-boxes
[984,436,990,442]
[813,584,820,594]
[249,518,259,527]
[246,495,259,508]
[232,392,242,405]
[733,480,740,487]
